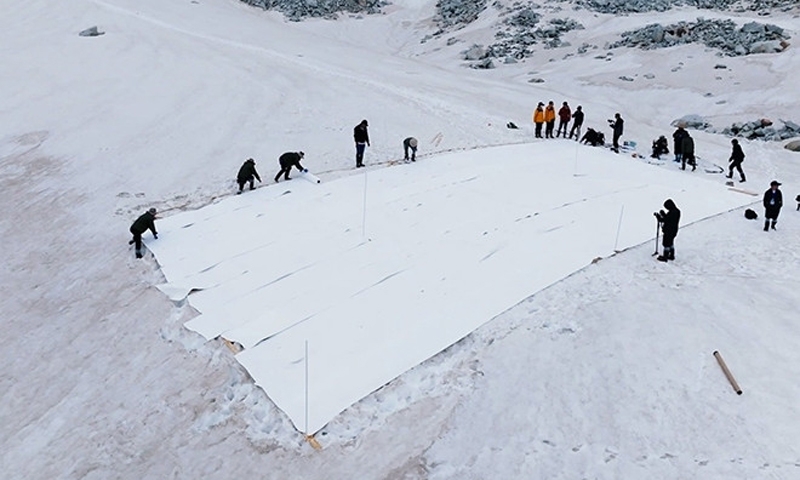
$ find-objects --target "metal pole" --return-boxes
[361,170,368,241]
[653,216,660,256]
[304,340,309,435]
[614,205,624,251]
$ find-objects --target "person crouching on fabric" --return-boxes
[129,208,157,259]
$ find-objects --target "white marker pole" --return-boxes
[304,340,309,435]
[362,170,368,241]
[614,205,624,252]
[574,142,579,176]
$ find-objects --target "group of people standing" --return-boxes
[532,101,584,140]
[127,111,791,261]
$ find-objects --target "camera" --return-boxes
[654,210,664,221]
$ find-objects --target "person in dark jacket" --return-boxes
[727,138,746,182]
[681,133,695,171]
[354,119,370,168]
[556,101,572,138]
[129,208,157,259]
[763,180,783,231]
[274,151,306,182]
[237,158,261,193]
[403,137,418,162]
[651,135,669,159]
[568,105,584,140]
[672,126,688,163]
[609,113,623,152]
[580,128,604,147]
[655,199,680,262]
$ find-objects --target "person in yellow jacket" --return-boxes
[532,102,545,138]
[544,100,556,138]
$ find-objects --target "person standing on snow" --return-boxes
[403,137,418,162]
[672,125,688,164]
[237,158,262,193]
[544,101,556,139]
[681,133,696,171]
[129,208,158,259]
[609,113,624,153]
[354,119,370,168]
[274,151,306,182]
[763,180,783,231]
[569,105,584,140]
[532,103,545,138]
[727,138,746,183]
[556,101,572,138]
[655,199,680,262]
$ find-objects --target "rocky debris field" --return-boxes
[609,19,790,56]
[239,0,385,20]
[574,0,799,14]
[673,115,800,142]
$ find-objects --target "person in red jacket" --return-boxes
[556,101,572,138]
[544,101,556,138]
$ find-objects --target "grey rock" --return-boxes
[672,114,710,130]
[79,26,104,37]
[619,75,635,81]
[784,140,800,151]
[463,44,489,60]
[528,77,545,83]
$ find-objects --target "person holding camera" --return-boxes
[609,113,624,153]
[655,199,680,262]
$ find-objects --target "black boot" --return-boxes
[771,221,777,230]
[668,248,675,260]
[657,255,668,262]
[740,174,746,183]
[764,220,770,232]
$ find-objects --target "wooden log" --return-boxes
[713,350,743,395]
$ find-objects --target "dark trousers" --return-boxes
[534,122,543,138]
[356,143,366,167]
[556,120,569,137]
[129,227,143,255]
[238,177,255,191]
[274,167,292,181]
[662,234,676,259]
[404,145,417,161]
[545,121,555,138]
[728,161,744,179]
[681,154,696,171]
[612,133,621,152]
[569,123,582,140]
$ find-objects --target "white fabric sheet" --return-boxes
[149,143,750,433]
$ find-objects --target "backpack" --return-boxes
[744,208,758,220]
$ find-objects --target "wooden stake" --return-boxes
[713,350,743,395]
[305,434,322,450]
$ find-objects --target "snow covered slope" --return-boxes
[1,0,799,478]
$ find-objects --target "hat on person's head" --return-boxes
[148,207,157,215]
[770,180,781,187]
[361,119,368,126]
[731,138,738,144]
[299,151,305,157]
[409,138,418,148]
